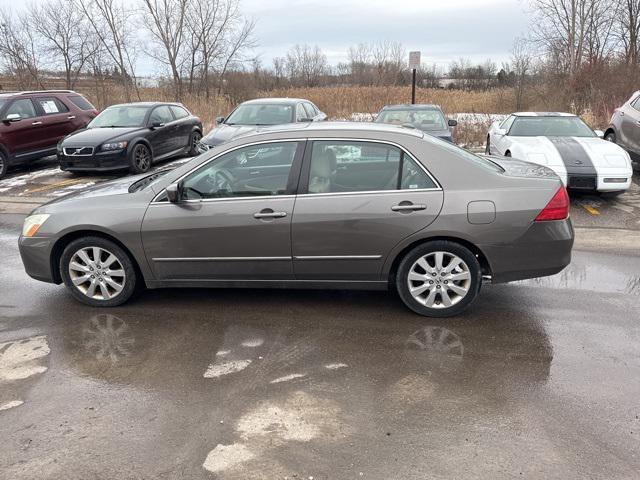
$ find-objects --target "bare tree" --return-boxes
[0,9,45,89]
[285,44,328,87]
[28,0,98,89]
[511,38,533,110]
[615,0,640,65]
[141,0,191,99]
[78,0,140,101]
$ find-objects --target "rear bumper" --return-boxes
[18,235,57,284]
[481,219,574,284]
[58,149,129,172]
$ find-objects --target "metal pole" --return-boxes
[411,68,416,104]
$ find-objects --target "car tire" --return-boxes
[396,241,482,318]
[129,143,152,174]
[485,136,491,155]
[60,236,138,307]
[605,131,616,143]
[189,130,202,156]
[0,150,8,179]
[505,151,512,157]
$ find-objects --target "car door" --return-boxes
[147,105,176,157]
[33,96,77,145]
[291,139,444,281]
[620,96,640,155]
[491,115,515,154]
[169,105,193,149]
[1,98,47,157]
[141,140,305,281]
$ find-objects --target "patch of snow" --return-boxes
[324,362,348,370]
[241,338,264,348]
[0,335,50,382]
[202,443,255,473]
[0,400,24,411]
[203,359,252,378]
[270,373,306,384]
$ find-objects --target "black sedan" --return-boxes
[58,102,202,174]
[375,104,457,142]
[200,98,326,149]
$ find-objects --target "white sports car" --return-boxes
[486,112,633,193]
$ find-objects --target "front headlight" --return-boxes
[22,214,50,237]
[101,141,128,151]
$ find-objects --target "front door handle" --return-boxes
[32,121,43,125]
[253,209,287,219]
[392,203,427,212]
[67,115,76,120]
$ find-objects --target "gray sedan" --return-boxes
[19,123,573,317]
[606,90,640,159]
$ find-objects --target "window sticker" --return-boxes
[40,100,59,114]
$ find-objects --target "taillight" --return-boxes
[535,186,570,221]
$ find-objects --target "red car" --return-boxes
[0,90,99,178]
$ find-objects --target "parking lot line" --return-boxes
[581,204,600,216]
[25,178,89,194]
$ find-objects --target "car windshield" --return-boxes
[225,104,294,125]
[509,116,595,137]
[88,106,149,128]
[377,108,448,131]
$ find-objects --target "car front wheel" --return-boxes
[605,131,616,143]
[60,236,138,307]
[396,241,482,317]
[0,150,8,179]
[129,143,152,174]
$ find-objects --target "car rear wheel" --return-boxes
[396,241,482,317]
[60,236,138,307]
[0,151,8,179]
[605,131,616,143]
[189,130,202,156]
[129,144,152,174]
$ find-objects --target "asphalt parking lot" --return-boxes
[1,156,639,479]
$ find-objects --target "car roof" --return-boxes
[0,89,78,99]
[240,98,310,106]
[240,121,426,139]
[380,104,443,111]
[105,101,183,109]
[512,112,577,117]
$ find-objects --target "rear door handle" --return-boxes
[253,210,287,219]
[31,121,42,125]
[392,203,427,212]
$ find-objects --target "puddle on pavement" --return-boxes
[514,261,640,295]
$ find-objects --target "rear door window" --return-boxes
[149,105,174,125]
[35,97,69,115]
[68,95,95,111]
[306,140,436,194]
[170,105,190,119]
[6,99,37,119]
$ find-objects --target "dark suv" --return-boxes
[0,90,98,178]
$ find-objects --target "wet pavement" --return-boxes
[1,214,639,479]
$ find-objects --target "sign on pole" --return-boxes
[408,51,421,104]
[408,51,421,70]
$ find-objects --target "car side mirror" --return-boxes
[151,121,165,129]
[594,129,604,138]
[166,182,182,203]
[300,117,313,123]
[448,119,458,127]
[215,116,225,125]
[4,113,21,123]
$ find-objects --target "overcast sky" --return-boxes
[0,0,531,74]
[243,0,530,68]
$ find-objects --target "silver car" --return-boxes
[18,123,574,317]
[606,90,640,159]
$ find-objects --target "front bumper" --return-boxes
[18,235,58,284]
[58,149,129,172]
[481,219,574,284]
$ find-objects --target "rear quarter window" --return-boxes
[68,95,96,111]
[170,105,190,119]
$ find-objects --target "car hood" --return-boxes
[35,173,153,214]
[201,124,258,146]
[61,127,146,146]
[508,136,631,169]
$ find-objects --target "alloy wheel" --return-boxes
[407,251,472,308]
[134,145,151,171]
[68,246,126,301]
